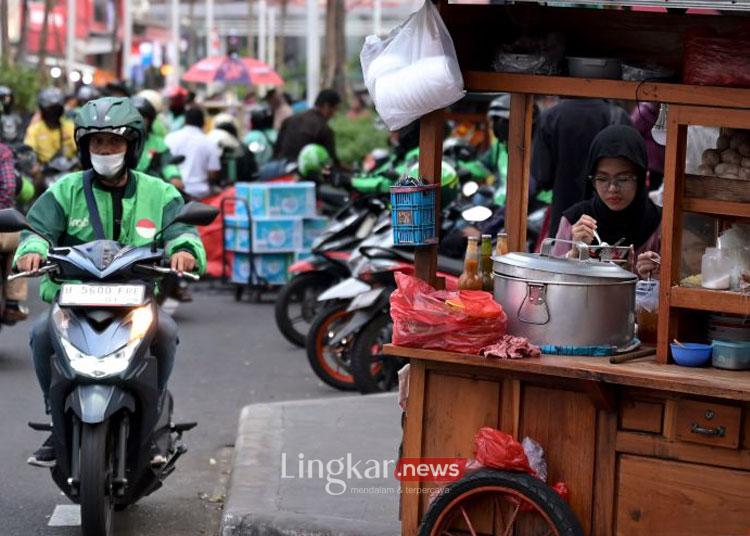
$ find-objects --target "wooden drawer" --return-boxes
[616,455,750,536]
[668,399,741,449]
[620,400,663,434]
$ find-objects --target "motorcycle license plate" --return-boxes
[59,284,146,307]
[347,288,383,312]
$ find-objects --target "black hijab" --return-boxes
[563,125,661,250]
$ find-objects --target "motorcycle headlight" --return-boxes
[60,337,140,378]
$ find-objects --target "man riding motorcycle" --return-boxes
[0,86,24,145]
[15,97,206,467]
[24,88,77,166]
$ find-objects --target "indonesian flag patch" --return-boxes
[135,218,157,239]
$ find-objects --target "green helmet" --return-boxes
[297,144,331,179]
[74,97,146,170]
[407,160,459,209]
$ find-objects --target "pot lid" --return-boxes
[493,252,637,281]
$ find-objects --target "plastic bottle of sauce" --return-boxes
[495,232,509,256]
[458,237,483,290]
[480,234,493,291]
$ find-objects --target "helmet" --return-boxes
[208,128,240,150]
[406,161,459,209]
[213,112,240,136]
[442,137,477,162]
[138,89,164,114]
[249,103,273,131]
[38,87,65,110]
[167,86,189,109]
[76,85,100,105]
[74,97,146,170]
[297,144,331,179]
[487,94,511,120]
[131,95,157,123]
[0,86,12,112]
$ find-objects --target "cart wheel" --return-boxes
[418,469,583,536]
[234,286,244,302]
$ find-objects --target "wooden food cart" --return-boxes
[385,2,750,534]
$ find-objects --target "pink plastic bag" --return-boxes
[390,272,507,355]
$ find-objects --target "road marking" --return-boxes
[48,504,80,526]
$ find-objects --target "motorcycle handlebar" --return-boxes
[8,263,58,282]
[135,264,200,281]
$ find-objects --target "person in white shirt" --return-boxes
[165,107,221,199]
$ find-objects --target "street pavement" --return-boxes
[0,281,349,536]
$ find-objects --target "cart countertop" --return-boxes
[384,344,750,402]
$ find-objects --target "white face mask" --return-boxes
[90,151,126,179]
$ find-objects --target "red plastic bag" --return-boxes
[473,427,534,474]
[683,31,750,88]
[390,272,507,354]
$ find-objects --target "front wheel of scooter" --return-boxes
[80,421,115,536]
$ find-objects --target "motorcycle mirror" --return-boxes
[169,154,186,165]
[461,205,493,223]
[0,208,34,233]
[462,181,479,198]
[171,202,219,227]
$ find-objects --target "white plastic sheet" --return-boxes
[360,0,465,131]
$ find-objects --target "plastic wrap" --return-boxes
[390,272,507,355]
[360,0,465,130]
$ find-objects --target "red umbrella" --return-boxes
[182,56,284,86]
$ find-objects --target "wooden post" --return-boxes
[505,93,533,252]
[657,105,687,364]
[414,109,444,286]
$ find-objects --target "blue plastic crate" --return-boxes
[390,185,438,246]
[302,217,329,250]
[231,253,294,285]
[246,182,316,218]
[251,217,303,253]
[224,215,251,252]
[233,183,252,217]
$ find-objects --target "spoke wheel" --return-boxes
[275,272,336,347]
[80,421,115,536]
[418,469,583,536]
[350,313,398,394]
[306,303,357,390]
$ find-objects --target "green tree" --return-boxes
[0,62,41,112]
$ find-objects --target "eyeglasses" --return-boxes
[590,174,638,191]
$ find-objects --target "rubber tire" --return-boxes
[350,313,397,394]
[80,421,114,536]
[418,469,583,536]
[305,303,357,391]
[275,272,337,347]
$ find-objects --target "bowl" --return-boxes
[670,342,712,367]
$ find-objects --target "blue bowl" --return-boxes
[670,342,712,367]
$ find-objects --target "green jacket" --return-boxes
[137,132,182,181]
[15,170,207,302]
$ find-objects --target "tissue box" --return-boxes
[251,217,302,253]
[231,253,294,285]
[242,182,316,218]
[224,216,251,252]
[302,217,329,250]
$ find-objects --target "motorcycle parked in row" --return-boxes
[274,195,389,347]
[0,202,218,536]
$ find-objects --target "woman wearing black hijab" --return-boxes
[552,125,662,278]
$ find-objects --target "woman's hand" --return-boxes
[636,251,661,279]
[571,215,597,245]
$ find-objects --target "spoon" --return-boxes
[673,339,685,348]
[592,229,602,245]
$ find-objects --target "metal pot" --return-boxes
[493,241,637,348]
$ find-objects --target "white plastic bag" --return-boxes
[360,0,465,131]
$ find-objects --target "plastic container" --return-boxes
[701,248,733,290]
[567,57,622,79]
[711,339,750,370]
[390,184,438,246]
[231,253,294,285]
[635,280,659,345]
[251,217,303,253]
[670,342,712,367]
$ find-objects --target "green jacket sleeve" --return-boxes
[161,196,207,274]
[13,190,68,265]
